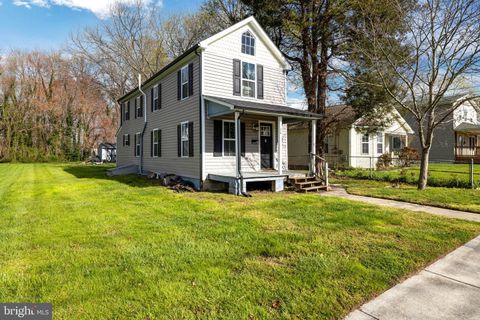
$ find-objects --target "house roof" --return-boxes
[454,122,480,133]
[205,96,322,119]
[118,16,290,103]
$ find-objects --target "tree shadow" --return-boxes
[62,164,159,188]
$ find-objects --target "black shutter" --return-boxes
[233,59,241,96]
[134,134,137,156]
[257,64,264,99]
[158,84,162,109]
[150,131,153,157]
[140,96,144,117]
[127,101,130,120]
[188,63,194,96]
[177,124,181,157]
[150,87,154,112]
[213,120,222,157]
[188,121,194,157]
[177,70,181,100]
[120,103,123,125]
[241,122,246,156]
[122,135,125,147]
[159,130,162,157]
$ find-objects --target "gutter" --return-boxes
[138,74,148,174]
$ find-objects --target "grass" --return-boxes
[335,177,480,214]
[334,163,480,188]
[0,163,479,319]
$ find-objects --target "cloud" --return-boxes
[13,0,162,18]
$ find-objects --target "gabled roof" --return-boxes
[118,16,290,103]
[199,16,290,69]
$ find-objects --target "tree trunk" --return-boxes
[417,145,431,190]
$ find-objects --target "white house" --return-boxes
[288,105,414,169]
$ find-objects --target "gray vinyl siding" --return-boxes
[116,99,143,168]
[116,54,201,179]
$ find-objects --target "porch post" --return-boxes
[235,111,240,178]
[278,116,283,175]
[311,119,317,175]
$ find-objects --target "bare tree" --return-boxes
[354,0,480,189]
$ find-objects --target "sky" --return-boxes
[0,0,307,106]
[0,0,204,50]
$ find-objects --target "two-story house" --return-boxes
[116,17,321,194]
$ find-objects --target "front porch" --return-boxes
[203,96,322,195]
[455,124,480,162]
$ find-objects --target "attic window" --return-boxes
[241,31,255,56]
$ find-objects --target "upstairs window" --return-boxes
[153,85,159,111]
[241,31,255,56]
[242,62,256,98]
[181,66,189,100]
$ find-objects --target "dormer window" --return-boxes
[241,31,255,56]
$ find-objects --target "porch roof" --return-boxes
[205,96,322,120]
[454,122,480,133]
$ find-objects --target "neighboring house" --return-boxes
[289,105,414,169]
[97,143,116,162]
[116,17,321,195]
[406,95,480,163]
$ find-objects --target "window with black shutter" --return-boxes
[152,129,160,157]
[188,63,193,96]
[213,120,222,157]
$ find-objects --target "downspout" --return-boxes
[138,74,148,174]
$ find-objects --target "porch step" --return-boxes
[288,176,326,193]
[298,185,329,193]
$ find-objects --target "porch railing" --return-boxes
[455,146,480,157]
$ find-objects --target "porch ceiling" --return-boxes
[205,95,322,120]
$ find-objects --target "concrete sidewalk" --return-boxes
[345,236,480,320]
[322,186,480,222]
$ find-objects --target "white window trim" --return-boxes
[377,133,384,154]
[241,30,256,56]
[136,97,141,117]
[135,132,141,157]
[241,61,256,98]
[180,121,189,158]
[153,85,159,112]
[152,128,159,158]
[222,120,236,157]
[181,66,189,101]
[361,133,369,155]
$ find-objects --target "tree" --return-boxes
[352,0,480,189]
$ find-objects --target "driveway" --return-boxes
[346,235,480,319]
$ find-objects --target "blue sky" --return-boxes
[0,0,203,50]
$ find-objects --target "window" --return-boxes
[377,133,383,154]
[135,96,143,118]
[469,136,476,149]
[392,136,402,150]
[152,129,160,157]
[241,31,255,56]
[153,85,159,111]
[181,66,189,100]
[361,133,369,154]
[135,133,141,157]
[260,125,271,137]
[181,122,189,157]
[223,121,236,156]
[124,101,130,121]
[242,62,256,98]
[123,134,130,146]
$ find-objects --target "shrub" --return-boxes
[376,153,393,170]
[398,147,419,167]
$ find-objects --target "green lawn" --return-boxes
[1,163,479,319]
[335,177,480,214]
[334,163,480,188]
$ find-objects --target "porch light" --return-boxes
[253,123,259,130]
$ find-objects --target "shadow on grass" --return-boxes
[62,164,158,188]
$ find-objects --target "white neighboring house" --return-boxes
[288,105,414,169]
[97,143,116,162]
